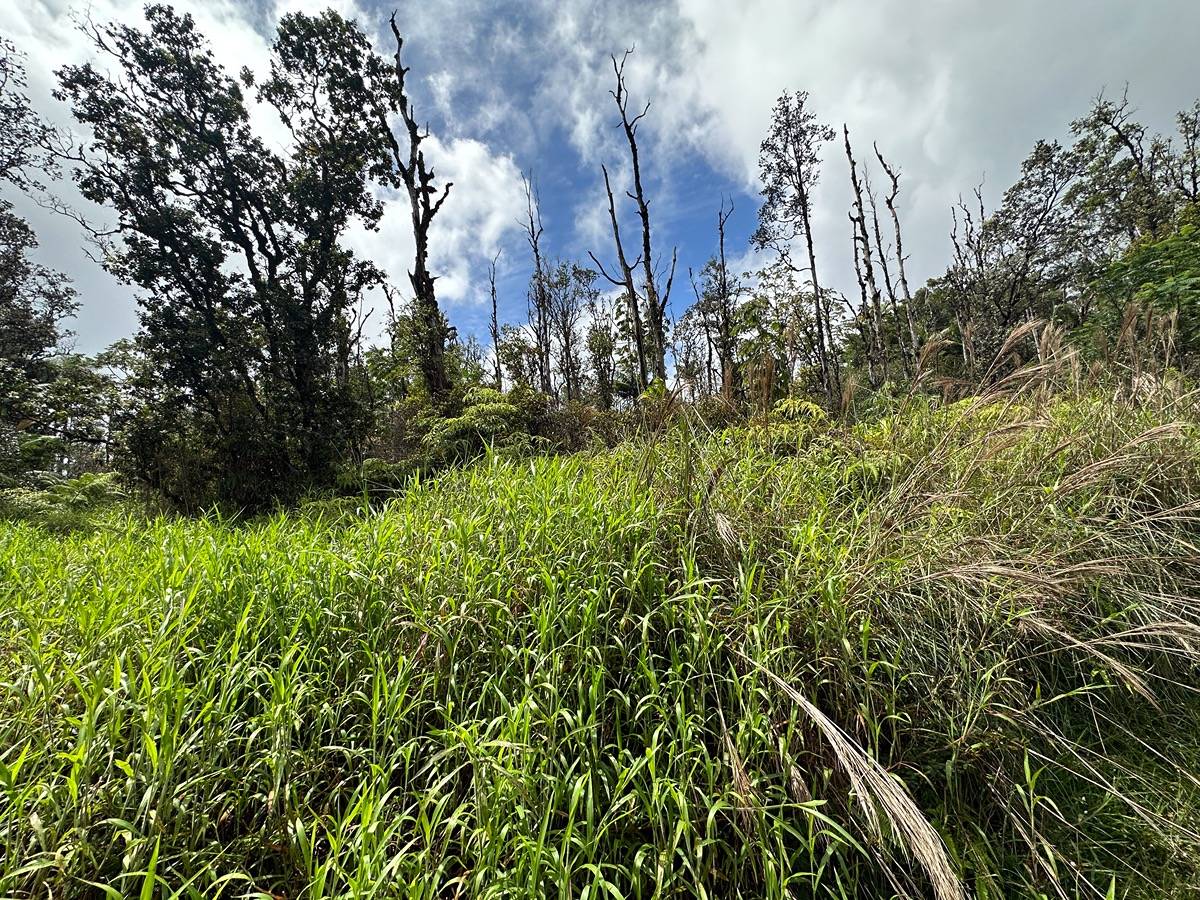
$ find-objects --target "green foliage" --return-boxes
[773,395,827,422]
[55,6,402,509]
[4,385,1200,897]
[0,471,124,531]
[0,184,102,482]
[8,29,1200,897]
[540,401,628,452]
[1094,203,1200,358]
[423,386,532,462]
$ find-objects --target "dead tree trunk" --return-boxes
[715,198,739,400]
[867,181,910,378]
[785,129,839,402]
[590,164,648,391]
[874,143,921,372]
[609,49,675,384]
[522,174,553,397]
[851,218,877,387]
[489,250,502,390]
[377,14,452,404]
[844,125,887,385]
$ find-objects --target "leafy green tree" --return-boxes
[934,141,1083,372]
[56,6,393,507]
[1068,90,1177,246]
[0,210,76,422]
[741,259,824,399]
[0,206,81,480]
[0,38,96,482]
[0,37,54,191]
[585,295,618,411]
[755,91,838,402]
[698,252,744,400]
[543,261,597,403]
[1094,203,1200,362]
[926,92,1200,379]
[497,324,539,392]
[672,300,712,401]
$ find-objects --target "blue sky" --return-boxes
[4,0,1200,353]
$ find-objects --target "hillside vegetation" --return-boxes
[4,368,1200,899]
[4,5,1200,898]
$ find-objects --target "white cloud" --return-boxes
[521,0,1200,304]
[573,187,612,252]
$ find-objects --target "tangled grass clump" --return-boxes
[3,372,1200,898]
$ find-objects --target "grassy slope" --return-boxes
[3,383,1200,899]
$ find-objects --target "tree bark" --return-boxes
[590,164,649,391]
[875,143,922,371]
[489,250,502,389]
[844,125,887,385]
[609,50,674,384]
[379,14,453,404]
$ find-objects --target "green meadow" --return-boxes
[5,381,1200,899]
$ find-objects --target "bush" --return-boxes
[0,470,125,531]
[423,386,532,463]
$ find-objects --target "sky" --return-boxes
[3,0,1200,353]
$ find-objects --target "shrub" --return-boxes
[0,470,125,531]
[423,386,532,463]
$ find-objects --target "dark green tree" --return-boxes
[545,262,597,403]
[0,37,54,191]
[1068,90,1177,246]
[584,295,617,411]
[56,6,394,507]
[0,38,93,481]
[0,205,81,479]
[1093,202,1200,363]
[497,323,539,391]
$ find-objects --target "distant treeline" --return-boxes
[1,9,1198,510]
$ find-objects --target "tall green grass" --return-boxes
[4,375,1200,898]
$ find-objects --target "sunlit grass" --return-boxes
[4,377,1200,898]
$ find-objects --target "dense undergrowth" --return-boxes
[4,371,1200,898]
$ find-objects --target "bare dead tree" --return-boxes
[942,142,1079,375]
[714,198,739,399]
[521,173,553,396]
[844,125,887,384]
[866,179,911,379]
[488,249,502,389]
[608,48,675,384]
[875,143,922,369]
[849,216,877,387]
[374,14,453,404]
[590,164,648,390]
